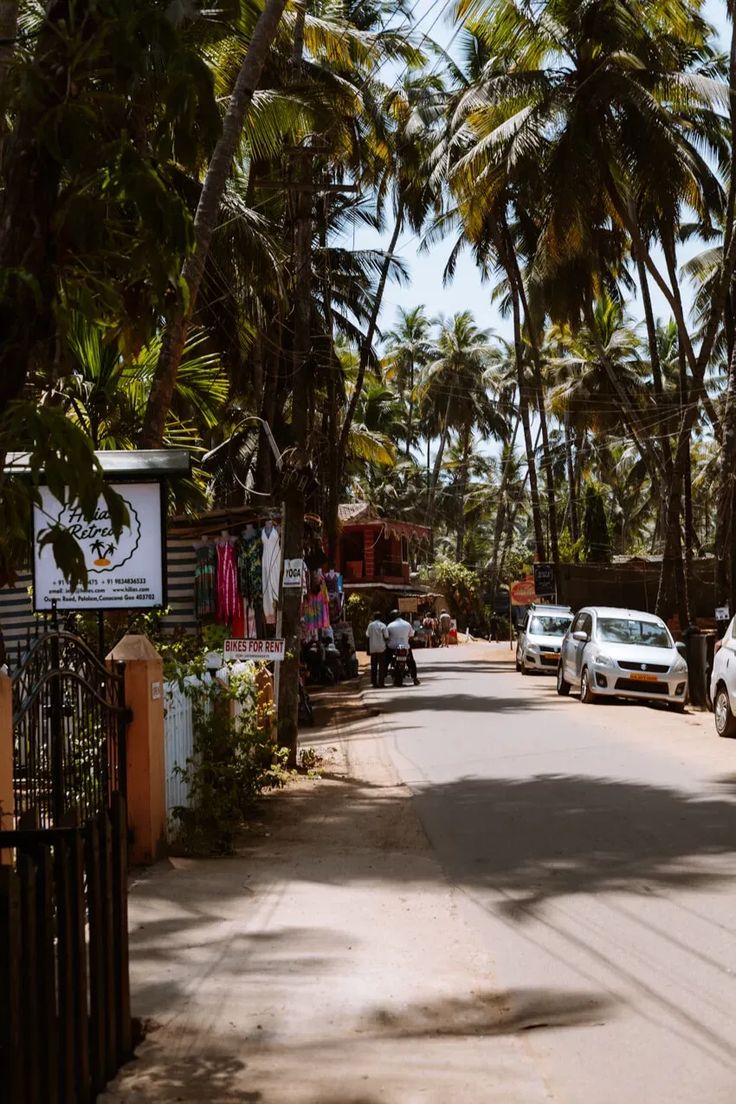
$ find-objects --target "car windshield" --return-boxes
[596,618,671,648]
[529,616,572,637]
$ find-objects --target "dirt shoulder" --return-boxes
[102,659,550,1104]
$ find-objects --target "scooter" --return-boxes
[390,645,410,687]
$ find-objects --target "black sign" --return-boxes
[533,562,556,597]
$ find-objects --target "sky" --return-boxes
[357,0,732,341]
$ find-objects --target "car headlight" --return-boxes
[594,654,614,665]
[527,644,540,654]
[672,656,688,674]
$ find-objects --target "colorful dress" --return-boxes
[216,540,239,624]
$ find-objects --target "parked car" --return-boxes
[557,606,688,710]
[516,604,574,674]
[710,617,736,736]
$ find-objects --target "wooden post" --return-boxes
[106,636,166,865]
[0,671,13,861]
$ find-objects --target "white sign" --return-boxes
[223,638,285,662]
[33,482,164,611]
[282,558,303,588]
[716,605,731,622]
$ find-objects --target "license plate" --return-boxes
[541,653,558,660]
[630,672,659,683]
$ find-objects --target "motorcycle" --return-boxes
[390,645,410,687]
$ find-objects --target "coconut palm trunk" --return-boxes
[139,0,289,447]
[510,284,545,560]
[455,422,472,561]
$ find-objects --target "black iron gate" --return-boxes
[11,629,129,828]
[0,628,133,1104]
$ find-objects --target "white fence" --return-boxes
[163,675,209,837]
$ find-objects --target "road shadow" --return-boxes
[373,692,558,714]
[366,985,614,1037]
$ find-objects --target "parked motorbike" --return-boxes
[390,645,410,687]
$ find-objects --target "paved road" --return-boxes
[369,642,736,1103]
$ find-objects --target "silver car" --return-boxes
[516,604,573,674]
[557,606,688,710]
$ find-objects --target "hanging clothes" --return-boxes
[216,540,239,624]
[195,543,217,619]
[325,568,343,624]
[302,569,331,640]
[261,524,281,623]
[237,533,262,606]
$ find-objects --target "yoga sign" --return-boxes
[33,482,165,610]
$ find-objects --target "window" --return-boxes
[596,618,671,648]
[529,615,573,637]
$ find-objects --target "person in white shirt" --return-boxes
[386,610,420,685]
[365,611,389,688]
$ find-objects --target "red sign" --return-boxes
[510,577,540,605]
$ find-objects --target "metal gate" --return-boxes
[11,629,129,828]
[0,627,133,1103]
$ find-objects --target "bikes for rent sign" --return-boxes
[223,639,285,662]
[32,482,165,611]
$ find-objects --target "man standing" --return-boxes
[439,608,452,647]
[365,611,389,688]
[387,609,420,685]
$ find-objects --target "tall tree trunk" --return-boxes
[489,413,520,599]
[714,8,736,615]
[455,422,472,561]
[502,217,558,563]
[426,390,453,531]
[406,355,414,457]
[277,11,311,767]
[511,285,545,560]
[139,0,289,447]
[335,206,403,474]
[563,415,579,543]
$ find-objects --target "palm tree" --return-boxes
[417,311,506,551]
[383,306,432,456]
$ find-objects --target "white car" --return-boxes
[516,604,573,674]
[710,617,736,737]
[557,606,688,710]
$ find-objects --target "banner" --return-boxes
[33,482,164,611]
[223,638,285,662]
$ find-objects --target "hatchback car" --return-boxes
[710,616,736,736]
[516,604,574,674]
[557,606,688,709]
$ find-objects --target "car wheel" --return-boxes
[714,685,736,737]
[557,664,571,696]
[515,653,522,672]
[520,660,528,675]
[580,667,597,704]
[668,701,686,714]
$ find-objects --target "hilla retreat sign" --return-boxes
[33,482,165,611]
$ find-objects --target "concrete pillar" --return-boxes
[0,672,13,862]
[107,635,166,865]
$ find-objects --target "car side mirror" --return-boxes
[676,641,688,660]
[572,630,589,643]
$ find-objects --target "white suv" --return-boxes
[557,606,688,710]
[710,617,736,737]
[516,604,573,674]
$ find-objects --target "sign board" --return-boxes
[510,577,540,606]
[398,597,418,614]
[716,605,731,622]
[32,482,164,611]
[533,562,556,597]
[223,638,285,662]
[282,558,303,588]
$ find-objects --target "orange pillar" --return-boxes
[0,672,13,861]
[107,635,166,865]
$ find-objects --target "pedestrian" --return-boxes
[386,609,420,685]
[365,610,389,688]
[439,608,452,647]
